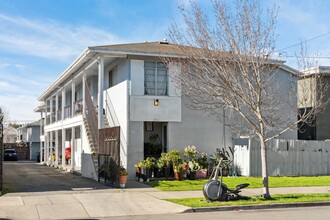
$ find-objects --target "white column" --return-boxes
[40,111,43,163]
[72,80,76,117]
[82,74,86,116]
[44,133,48,165]
[55,130,59,167]
[98,56,104,129]
[71,126,75,171]
[50,97,53,124]
[50,131,53,165]
[55,93,59,121]
[62,128,66,168]
[62,88,66,120]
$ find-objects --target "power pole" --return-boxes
[0,108,3,194]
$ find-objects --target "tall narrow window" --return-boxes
[109,67,118,88]
[144,61,168,95]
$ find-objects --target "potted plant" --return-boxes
[181,161,189,180]
[119,166,128,188]
[184,145,198,162]
[155,157,165,178]
[168,150,182,180]
[137,157,156,181]
[98,164,111,183]
[172,159,183,180]
[159,152,172,178]
[196,152,208,179]
[188,160,200,180]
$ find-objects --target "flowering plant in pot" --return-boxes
[168,150,182,180]
[188,160,200,180]
[119,166,128,188]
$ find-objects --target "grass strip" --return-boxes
[144,176,330,191]
[166,193,330,208]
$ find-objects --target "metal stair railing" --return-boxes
[84,81,99,151]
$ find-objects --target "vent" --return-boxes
[159,39,169,44]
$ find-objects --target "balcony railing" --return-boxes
[74,100,83,116]
[51,112,55,123]
[64,106,72,119]
[85,80,99,148]
[46,115,50,125]
[57,110,62,121]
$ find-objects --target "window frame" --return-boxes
[144,61,168,96]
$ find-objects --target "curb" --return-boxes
[183,202,330,213]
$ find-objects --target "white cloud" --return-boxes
[0,81,11,90]
[0,94,40,123]
[0,13,123,61]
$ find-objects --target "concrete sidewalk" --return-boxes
[0,181,329,220]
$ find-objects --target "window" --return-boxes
[144,62,168,95]
[109,67,118,88]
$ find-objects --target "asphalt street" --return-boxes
[108,206,330,220]
[1,161,330,219]
[3,160,111,193]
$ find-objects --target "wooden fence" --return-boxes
[234,138,330,176]
[98,127,120,186]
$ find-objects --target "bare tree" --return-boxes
[164,0,326,199]
[0,106,11,139]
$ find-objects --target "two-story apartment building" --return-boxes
[36,41,298,179]
[17,120,41,160]
[298,66,330,140]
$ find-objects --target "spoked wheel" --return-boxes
[203,180,223,201]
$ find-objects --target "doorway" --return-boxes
[144,122,168,158]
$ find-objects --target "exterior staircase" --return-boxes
[83,116,99,176]
[83,114,111,178]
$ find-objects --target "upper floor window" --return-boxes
[109,67,118,88]
[144,61,168,95]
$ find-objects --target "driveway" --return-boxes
[3,161,111,193]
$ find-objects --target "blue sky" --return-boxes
[1,0,330,123]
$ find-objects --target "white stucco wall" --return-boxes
[104,59,130,89]
[130,59,182,122]
[104,80,129,169]
[30,142,40,160]
[81,153,98,181]
[130,96,181,122]
[74,138,82,169]
[27,126,40,142]
[127,121,144,177]
[130,60,144,95]
[168,104,233,156]
[269,68,298,140]
[81,123,91,154]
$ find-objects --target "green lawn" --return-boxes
[166,193,330,208]
[144,176,330,191]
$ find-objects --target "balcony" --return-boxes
[46,115,50,125]
[57,110,62,121]
[74,100,83,116]
[64,105,72,119]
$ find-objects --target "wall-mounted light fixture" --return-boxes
[154,99,159,106]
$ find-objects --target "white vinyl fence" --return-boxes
[234,138,330,176]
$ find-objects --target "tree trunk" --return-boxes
[259,135,271,199]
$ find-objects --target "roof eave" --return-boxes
[38,48,91,101]
[88,47,187,59]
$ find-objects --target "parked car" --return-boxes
[4,149,18,161]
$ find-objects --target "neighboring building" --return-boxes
[36,41,298,179]
[17,120,41,160]
[3,125,17,143]
[298,66,330,140]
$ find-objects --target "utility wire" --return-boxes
[283,55,330,59]
[276,31,330,52]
